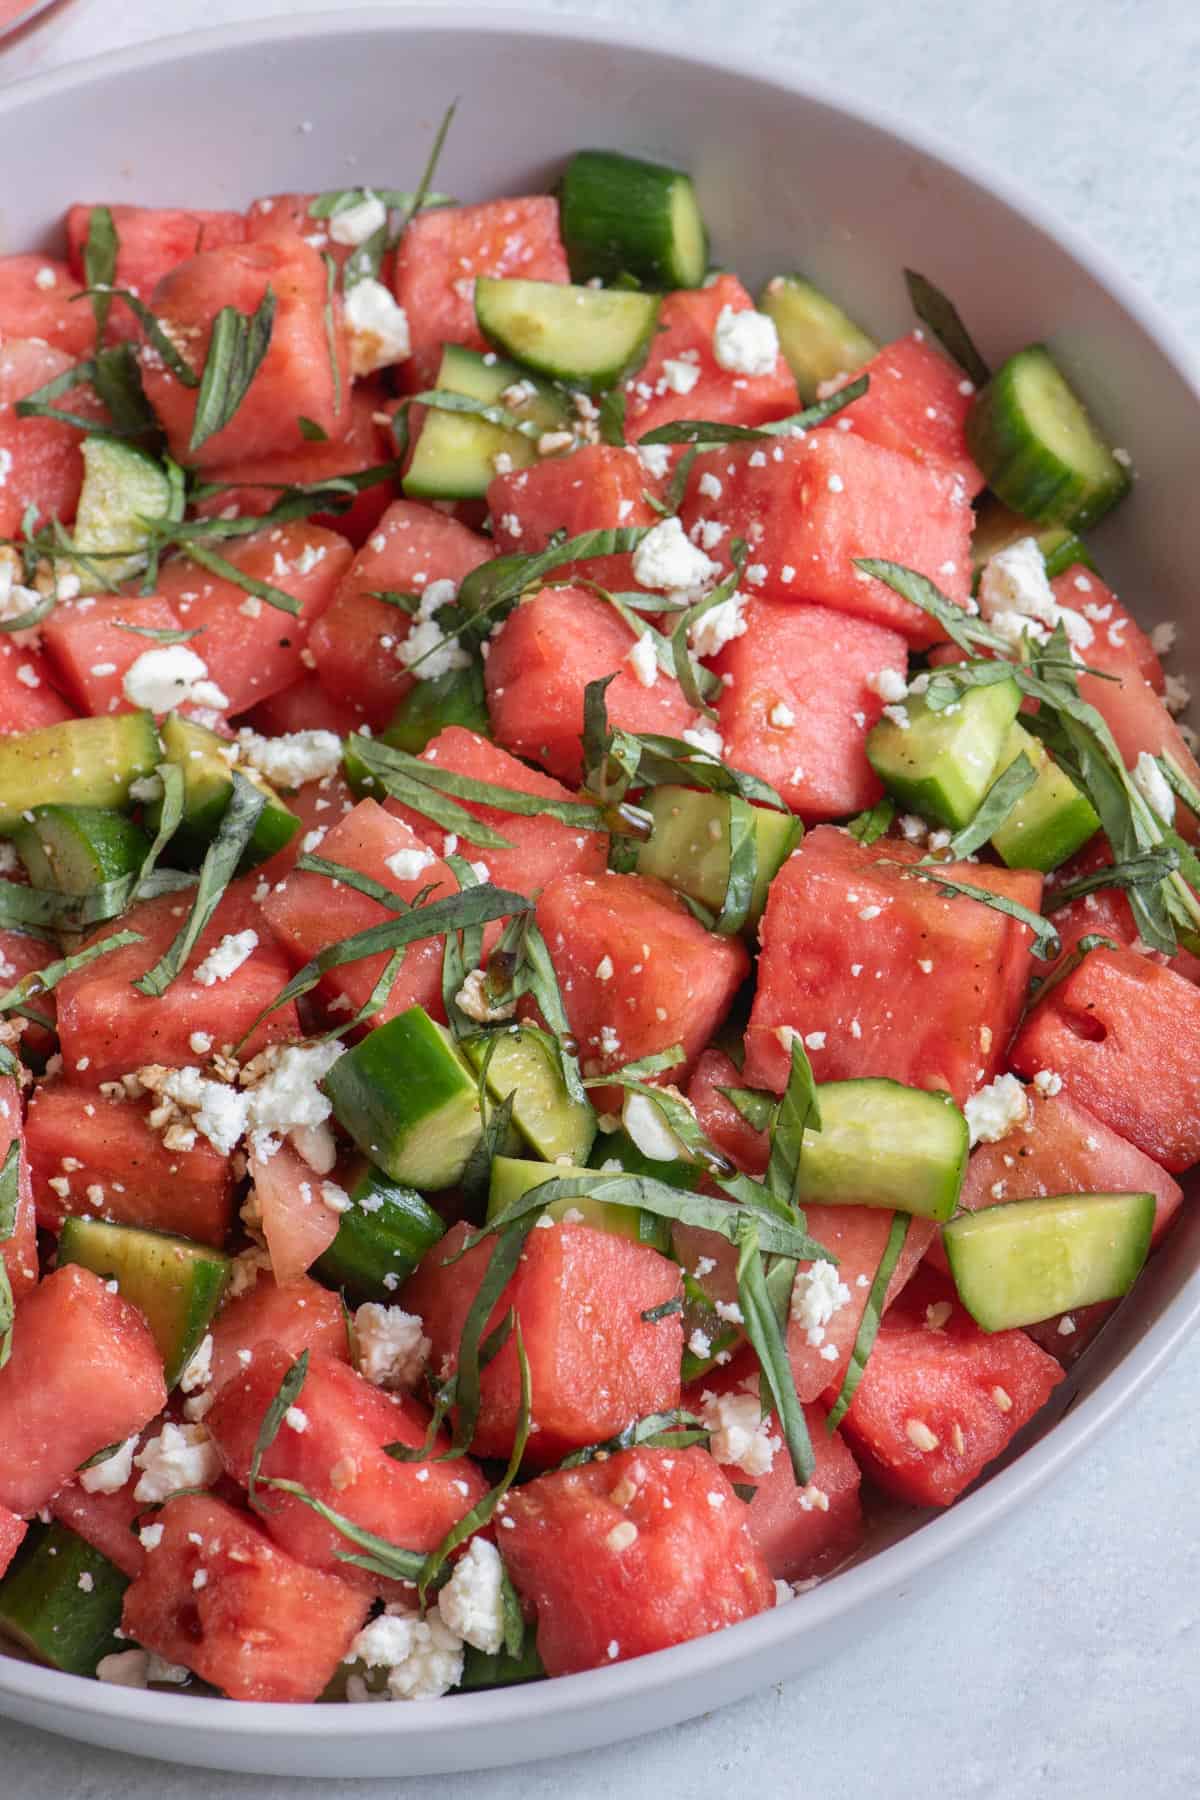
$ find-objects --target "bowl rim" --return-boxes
[1,1,1198,1748]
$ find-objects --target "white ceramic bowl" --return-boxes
[0,7,1197,1778]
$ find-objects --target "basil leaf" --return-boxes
[500,1564,525,1660]
[84,288,201,386]
[943,751,1038,860]
[511,921,588,1107]
[735,1216,813,1484]
[298,416,329,442]
[714,794,758,935]
[0,1139,18,1244]
[597,389,626,447]
[898,861,1060,961]
[134,774,266,997]
[903,270,990,389]
[1046,847,1181,911]
[660,444,697,517]
[450,1228,537,1457]
[848,796,896,845]
[641,1297,684,1323]
[350,735,606,837]
[294,852,415,913]
[826,1211,911,1430]
[84,205,118,341]
[455,526,652,631]
[14,356,104,433]
[261,1477,426,1584]
[636,376,871,447]
[76,1441,124,1473]
[608,1043,686,1081]
[399,101,458,236]
[1159,751,1200,820]
[92,343,160,443]
[413,388,547,443]
[307,186,453,221]
[114,621,202,645]
[248,1348,309,1508]
[189,288,276,452]
[0,1262,11,1370]
[0,928,143,1016]
[555,1409,708,1469]
[716,1083,777,1133]
[765,1036,822,1209]
[854,558,1006,656]
[182,540,300,616]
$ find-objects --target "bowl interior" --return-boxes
[0,7,1197,1777]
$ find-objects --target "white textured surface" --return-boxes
[1,1,1198,1793]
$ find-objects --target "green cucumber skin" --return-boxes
[759,274,878,405]
[559,149,708,290]
[323,1006,482,1190]
[314,1166,445,1302]
[990,732,1100,873]
[474,278,661,394]
[793,1078,968,1222]
[382,664,491,756]
[154,712,298,871]
[636,787,800,931]
[0,713,160,834]
[966,346,1131,533]
[58,1216,230,1388]
[403,344,571,501]
[866,680,1022,830]
[13,805,150,895]
[0,1522,128,1676]
[463,1025,596,1167]
[488,1154,672,1254]
[944,1191,1155,1332]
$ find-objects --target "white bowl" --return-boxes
[0,7,1198,1778]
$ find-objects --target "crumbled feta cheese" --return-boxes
[132,1423,221,1503]
[712,305,779,377]
[453,967,516,1023]
[79,1434,138,1495]
[622,1090,689,1162]
[346,1605,464,1701]
[243,1038,345,1160]
[385,843,436,882]
[122,645,229,714]
[681,723,724,760]
[397,578,470,682]
[285,1406,309,1433]
[328,190,387,247]
[1058,1314,1077,1337]
[236,727,342,788]
[344,277,411,376]
[688,1328,712,1360]
[1165,673,1191,716]
[354,1302,430,1390]
[867,667,908,704]
[698,471,723,501]
[790,1260,851,1347]
[156,1066,250,1155]
[595,955,614,982]
[661,357,701,395]
[700,1390,780,1477]
[689,592,747,659]
[978,536,1092,652]
[606,1519,638,1551]
[632,516,720,594]
[626,631,659,688]
[1131,750,1175,822]
[178,1332,213,1397]
[769,701,795,728]
[192,928,258,988]
[436,1536,505,1654]
[964,1073,1029,1147]
[637,444,671,480]
[1032,1069,1064,1097]
[189,1032,213,1057]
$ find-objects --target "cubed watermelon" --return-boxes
[1054,568,1164,692]
[65,204,247,318]
[744,826,1043,1103]
[686,1047,770,1175]
[206,1270,351,1398]
[680,433,974,645]
[823,333,984,495]
[51,1452,148,1579]
[402,1218,683,1464]
[25,1081,234,1245]
[486,444,665,592]
[243,193,361,273]
[623,274,798,439]
[484,585,703,783]
[499,1444,774,1675]
[788,1204,936,1402]
[250,1141,340,1287]
[139,240,350,467]
[0,338,102,539]
[0,1506,26,1580]
[0,1076,37,1306]
[0,930,58,1055]
[242,675,364,742]
[0,639,75,734]
[121,1491,371,1701]
[42,591,186,718]
[0,256,93,359]
[711,597,907,818]
[0,1264,167,1516]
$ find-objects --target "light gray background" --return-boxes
[1,1,1197,1794]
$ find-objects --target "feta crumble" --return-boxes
[346,1606,463,1701]
[123,645,229,714]
[192,928,258,988]
[397,578,469,682]
[626,631,659,688]
[688,592,747,659]
[632,516,720,594]
[453,967,515,1023]
[132,1423,221,1504]
[712,305,780,377]
[235,727,342,788]
[699,1390,780,1477]
[344,277,411,376]
[328,190,387,247]
[622,1089,690,1162]
[964,1073,1029,1147]
[354,1302,430,1391]
[385,843,436,882]
[436,1537,505,1655]
[79,1434,138,1495]
[790,1259,851,1347]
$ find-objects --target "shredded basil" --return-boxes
[735,1216,813,1483]
[0,928,143,1017]
[717,1083,777,1133]
[349,734,607,841]
[83,206,119,341]
[134,774,265,997]
[263,1477,427,1584]
[942,752,1038,860]
[248,1348,309,1508]
[189,288,277,452]
[764,1036,822,1211]
[848,796,896,845]
[321,253,342,414]
[896,861,1060,961]
[636,375,870,447]
[641,1297,684,1323]
[714,794,759,935]
[298,416,329,442]
[455,526,652,634]
[1045,847,1180,911]
[556,1409,708,1469]
[597,389,627,447]
[903,270,991,389]
[826,1212,912,1430]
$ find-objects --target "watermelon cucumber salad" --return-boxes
[0,120,1194,1707]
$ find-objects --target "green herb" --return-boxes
[731,1482,758,1504]
[1159,751,1200,819]
[641,1296,684,1323]
[670,547,744,720]
[636,375,870,447]
[735,1216,813,1483]
[262,1477,427,1584]
[826,1212,911,1430]
[307,186,454,222]
[385,1311,513,1466]
[556,1409,708,1469]
[115,620,202,645]
[402,101,458,235]
[294,852,414,912]
[897,861,1060,961]
[499,1564,525,1659]
[509,921,588,1107]
[449,1232,537,1456]
[0,928,143,1017]
[183,540,300,616]
[92,343,161,444]
[83,205,119,341]
[248,1348,309,1508]
[321,253,342,415]
[848,796,895,845]
[440,853,485,1038]
[0,1137,16,1366]
[1046,847,1181,910]
[854,559,1007,657]
[298,415,328,442]
[81,287,201,386]
[610,1043,686,1081]
[455,526,651,633]
[942,752,1038,860]
[0,587,56,634]
[135,774,266,997]
[764,1036,822,1211]
[413,388,549,443]
[597,389,627,447]
[903,270,990,389]
[350,735,607,840]
[716,1083,777,1133]
[714,794,759,935]
[14,356,107,434]
[366,589,420,613]
[189,288,276,452]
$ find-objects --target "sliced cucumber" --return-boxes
[866,678,1021,829]
[459,1636,546,1690]
[474,278,660,393]
[966,345,1132,532]
[559,149,708,290]
[381,662,491,756]
[487,1154,672,1253]
[12,805,149,894]
[794,1078,968,1222]
[990,724,1099,873]
[0,1522,128,1675]
[151,711,298,869]
[0,712,160,833]
[970,496,1093,589]
[323,1005,482,1190]
[462,1026,595,1167]
[759,275,877,404]
[403,345,573,501]
[313,1163,445,1302]
[944,1191,1155,1331]
[635,787,800,933]
[69,438,184,592]
[58,1216,230,1387]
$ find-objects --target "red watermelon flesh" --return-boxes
[788,1204,936,1402]
[241,674,364,741]
[42,591,185,717]
[0,930,58,1056]
[0,337,103,538]
[207,1272,351,1399]
[250,1141,340,1287]
[0,639,75,734]
[0,256,93,359]
[686,1047,770,1176]
[822,333,985,495]
[623,273,798,440]
[51,1476,147,1581]
[487,443,666,592]
[65,203,247,324]
[0,1508,26,1581]
[0,1076,37,1306]
[243,193,360,273]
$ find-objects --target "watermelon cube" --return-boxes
[0,1264,167,1516]
[308,498,491,727]
[206,1270,351,1399]
[484,585,703,784]
[391,196,570,389]
[402,1218,683,1464]
[65,203,247,318]
[823,333,984,495]
[42,591,186,718]
[711,597,907,818]
[0,1076,37,1306]
[1054,568,1164,692]
[835,1268,1064,1507]
[744,825,1043,1103]
[139,239,351,468]
[0,1507,26,1580]
[1009,945,1200,1172]
[25,1081,234,1246]
[680,432,974,645]
[0,930,59,1055]
[244,193,357,268]
[0,638,75,734]
[623,273,798,439]
[686,1047,770,1175]
[788,1204,936,1402]
[0,338,102,540]
[487,443,665,592]
[121,1492,371,1701]
[0,256,94,359]
[51,1444,149,1580]
[242,674,364,743]
[250,1140,339,1287]
[499,1444,774,1675]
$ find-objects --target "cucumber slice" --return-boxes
[635,787,800,932]
[71,439,184,593]
[759,275,877,404]
[866,678,1021,829]
[474,278,660,393]
[970,496,1093,589]
[990,724,1099,873]
[0,1522,128,1675]
[459,1636,546,1690]
[943,1191,1155,1331]
[58,1217,230,1387]
[794,1078,969,1222]
[487,1154,672,1253]
[559,149,708,290]
[403,345,573,501]
[12,805,149,894]
[380,662,490,756]
[323,1006,482,1190]
[966,346,1132,531]
[462,1026,595,1167]
[313,1163,445,1302]
[0,712,160,833]
[151,711,298,869]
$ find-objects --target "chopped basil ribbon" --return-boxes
[827,1212,912,1430]
[294,852,415,913]
[77,287,201,386]
[1045,847,1181,910]
[903,270,991,389]
[261,1478,427,1585]
[453,525,652,636]
[556,1409,708,1469]
[134,774,266,997]
[189,287,277,452]
[0,1140,19,1368]
[636,374,869,446]
[735,1215,814,1484]
[895,862,1060,961]
[0,929,144,1017]
[641,1297,685,1323]
[714,794,759,935]
[847,796,895,845]
[182,541,300,617]
[114,621,202,645]
[765,1037,822,1211]
[348,734,608,844]
[248,1348,309,1508]
[412,389,551,443]
[307,185,454,221]
[597,389,627,446]
[83,205,119,340]
[298,416,329,442]
[942,752,1038,860]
